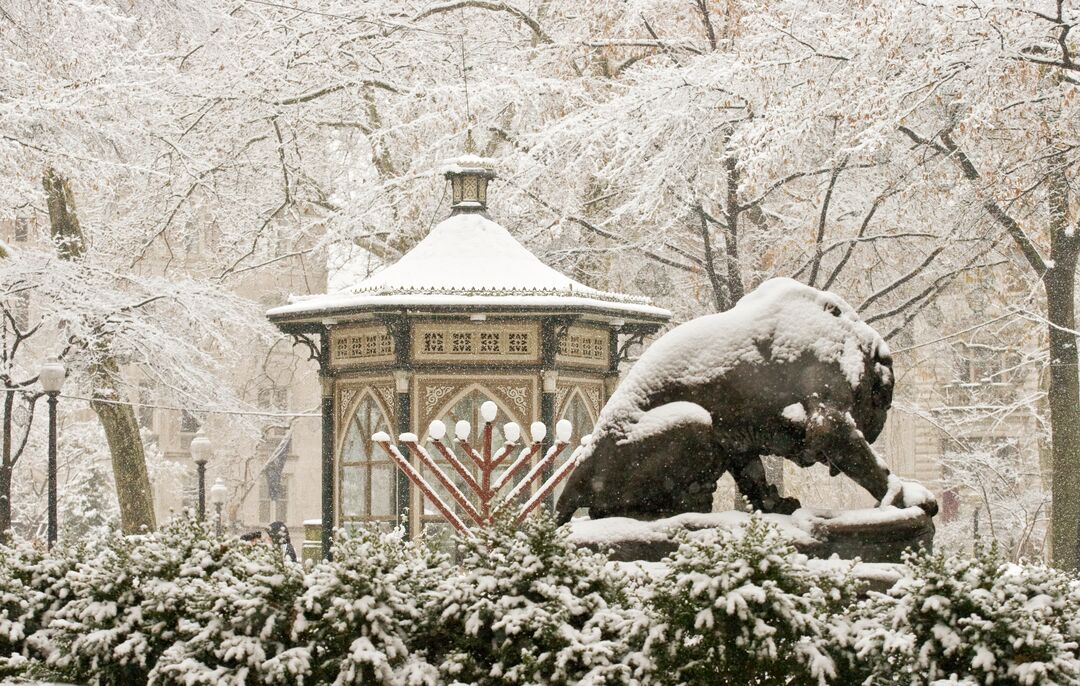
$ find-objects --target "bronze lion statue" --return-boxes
[556,278,937,524]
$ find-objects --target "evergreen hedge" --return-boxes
[1,515,1078,685]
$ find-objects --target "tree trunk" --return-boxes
[1046,165,1080,569]
[43,168,157,534]
[0,389,13,539]
[91,358,157,534]
[1046,268,1079,569]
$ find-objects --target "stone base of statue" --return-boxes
[567,505,934,565]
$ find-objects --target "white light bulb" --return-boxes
[429,420,447,441]
[555,419,573,442]
[455,420,471,441]
[530,421,546,443]
[503,422,520,443]
[480,401,498,422]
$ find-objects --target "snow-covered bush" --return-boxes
[0,542,44,675]
[148,534,306,685]
[417,513,650,686]
[293,525,445,685]
[34,517,224,685]
[849,546,1080,685]
[644,516,860,686]
[0,537,94,677]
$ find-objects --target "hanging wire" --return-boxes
[10,387,318,418]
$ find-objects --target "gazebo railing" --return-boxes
[372,401,579,536]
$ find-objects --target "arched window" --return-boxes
[340,394,396,529]
[419,387,522,539]
[556,392,596,503]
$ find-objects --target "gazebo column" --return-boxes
[393,369,412,535]
[389,317,412,536]
[318,329,335,561]
[540,319,560,509]
[605,327,621,402]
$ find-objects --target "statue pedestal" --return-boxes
[567,506,934,564]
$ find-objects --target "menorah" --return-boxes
[372,401,579,536]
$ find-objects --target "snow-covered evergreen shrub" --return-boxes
[149,534,306,685]
[292,525,445,685]
[417,513,649,686]
[1,536,95,677]
[850,546,1080,685]
[0,541,44,675]
[644,516,859,686]
[35,517,223,685]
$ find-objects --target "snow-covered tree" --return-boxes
[645,516,859,686]
[417,513,649,686]
[149,535,306,685]
[851,546,1080,684]
[293,525,445,685]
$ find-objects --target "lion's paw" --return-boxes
[881,475,938,516]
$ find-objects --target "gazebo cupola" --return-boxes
[268,156,671,557]
[445,155,495,214]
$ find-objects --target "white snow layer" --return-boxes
[269,213,669,319]
[621,401,712,444]
[589,277,889,438]
[569,505,929,560]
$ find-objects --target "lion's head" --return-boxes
[737,278,893,441]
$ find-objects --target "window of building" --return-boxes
[13,218,29,242]
[180,410,199,433]
[258,386,288,410]
[259,473,290,523]
[8,291,29,331]
[556,392,595,504]
[339,394,396,527]
[953,342,1020,385]
[137,380,155,428]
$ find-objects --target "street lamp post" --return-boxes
[38,356,66,549]
[210,478,227,537]
[189,428,211,521]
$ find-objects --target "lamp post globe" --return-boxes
[209,478,228,537]
[189,428,211,521]
[39,356,65,549]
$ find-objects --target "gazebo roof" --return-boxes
[268,160,670,325]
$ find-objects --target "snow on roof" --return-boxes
[269,212,670,321]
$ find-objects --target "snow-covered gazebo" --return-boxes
[268,157,670,557]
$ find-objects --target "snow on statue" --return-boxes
[556,278,938,524]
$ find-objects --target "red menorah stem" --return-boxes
[402,439,484,526]
[374,439,472,536]
[489,442,516,469]
[457,439,485,468]
[491,443,541,494]
[480,422,494,522]
[516,447,580,524]
[497,441,568,514]
[431,438,481,494]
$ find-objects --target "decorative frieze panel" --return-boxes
[415,375,538,433]
[555,326,609,368]
[412,322,539,363]
[330,325,395,367]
